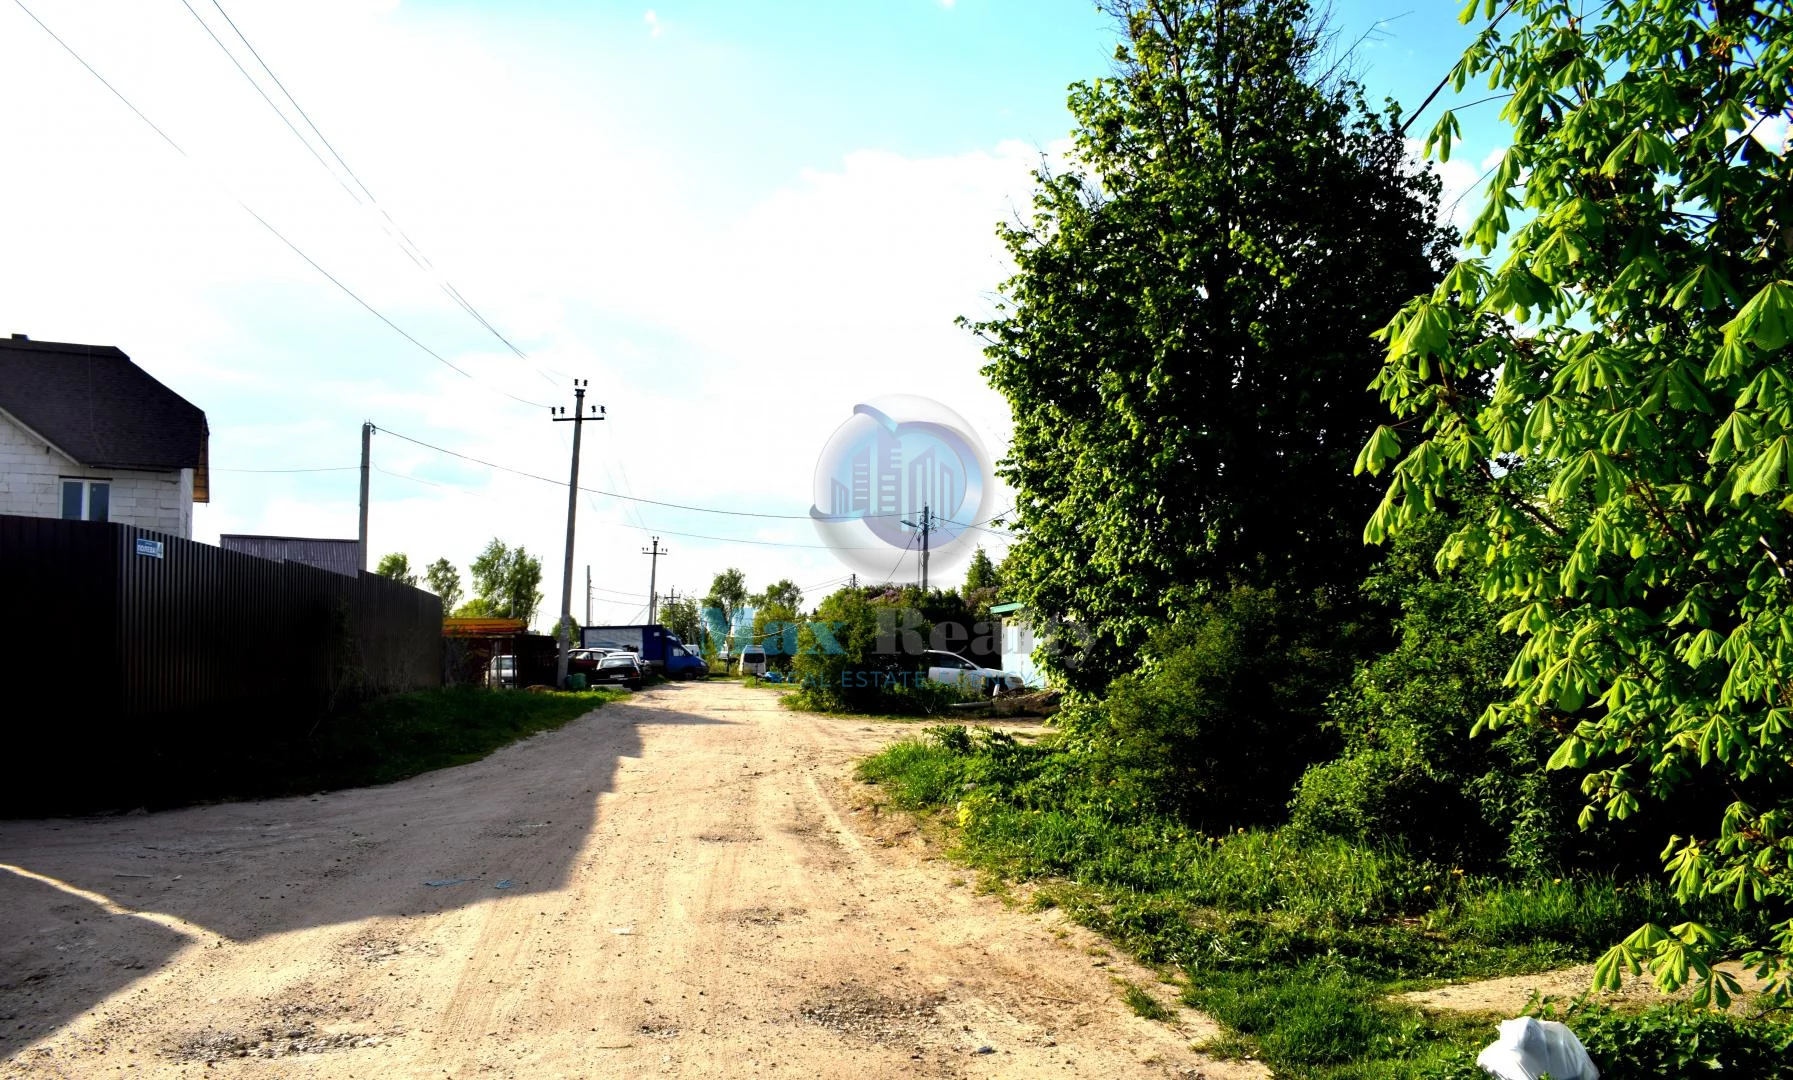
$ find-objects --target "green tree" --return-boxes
[424,557,462,612]
[1362,0,1793,1003]
[750,578,803,614]
[963,546,1001,593]
[749,598,803,673]
[660,594,702,646]
[790,586,942,713]
[703,567,748,650]
[969,0,1454,688]
[469,539,543,624]
[374,552,417,586]
[452,597,495,618]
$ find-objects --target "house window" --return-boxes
[60,479,111,522]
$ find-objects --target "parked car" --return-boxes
[486,654,518,689]
[923,649,1025,696]
[567,647,626,679]
[580,624,709,679]
[592,652,643,690]
[737,645,767,676]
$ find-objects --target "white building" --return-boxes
[0,335,208,538]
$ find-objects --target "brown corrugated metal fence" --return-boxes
[1,514,441,811]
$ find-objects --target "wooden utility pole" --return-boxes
[642,537,667,623]
[552,382,603,687]
[901,504,933,591]
[357,421,373,572]
[585,564,592,627]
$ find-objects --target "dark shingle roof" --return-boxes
[0,336,207,471]
[219,535,362,578]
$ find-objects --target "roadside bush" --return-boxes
[1429,1004,1793,1080]
[785,587,918,712]
[1290,498,1590,873]
[1058,584,1365,825]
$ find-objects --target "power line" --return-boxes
[880,532,919,587]
[12,0,549,410]
[188,0,566,388]
[1396,0,1519,137]
[377,425,917,522]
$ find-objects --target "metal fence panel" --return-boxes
[1,514,441,724]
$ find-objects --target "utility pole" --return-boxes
[357,421,373,573]
[552,382,603,687]
[848,573,857,589]
[901,504,933,591]
[585,565,591,627]
[642,537,667,623]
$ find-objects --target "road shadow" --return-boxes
[0,687,727,1059]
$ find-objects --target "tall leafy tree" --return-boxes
[374,552,417,586]
[970,0,1454,686]
[750,578,804,614]
[963,546,1001,593]
[424,557,462,613]
[1363,0,1793,1003]
[470,539,543,625]
[703,568,748,650]
[659,594,702,646]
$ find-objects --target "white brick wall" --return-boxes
[0,410,195,538]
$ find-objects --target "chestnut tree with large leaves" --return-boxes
[1363,0,1793,1004]
[970,0,1455,689]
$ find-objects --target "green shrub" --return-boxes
[1289,495,1594,874]
[1059,584,1365,825]
[786,586,955,714]
[1429,1005,1793,1080]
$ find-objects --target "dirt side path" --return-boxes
[1,680,1258,1079]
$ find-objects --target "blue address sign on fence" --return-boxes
[134,537,164,559]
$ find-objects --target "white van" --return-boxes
[737,645,768,676]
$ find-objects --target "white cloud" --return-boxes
[644,9,662,38]
[1405,137,1506,234]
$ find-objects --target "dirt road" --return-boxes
[0,680,1255,1078]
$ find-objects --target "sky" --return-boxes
[1,0,1513,630]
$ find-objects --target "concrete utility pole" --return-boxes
[552,382,603,687]
[585,565,592,627]
[642,537,667,623]
[357,421,373,573]
[901,504,933,591]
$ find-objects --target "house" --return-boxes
[989,601,1046,689]
[0,335,208,538]
[219,534,362,577]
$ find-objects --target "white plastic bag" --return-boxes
[1475,1016,1599,1080]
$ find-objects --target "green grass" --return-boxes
[294,686,627,792]
[855,729,1777,1078]
[37,686,628,814]
[1121,980,1175,1021]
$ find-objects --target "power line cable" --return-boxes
[12,0,549,410]
[190,0,566,387]
[377,425,909,522]
[374,428,896,551]
[880,532,919,586]
[1396,0,1519,137]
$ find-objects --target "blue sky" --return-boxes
[1,0,1505,627]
